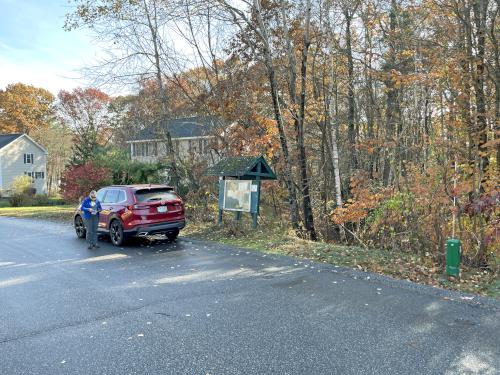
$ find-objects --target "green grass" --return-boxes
[0,205,75,222]
[184,216,499,298]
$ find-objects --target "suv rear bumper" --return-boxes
[124,219,186,236]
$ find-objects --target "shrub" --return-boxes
[28,195,66,206]
[93,147,167,185]
[31,194,50,206]
[60,161,112,203]
[26,187,37,196]
[9,175,33,207]
[10,175,32,195]
[331,165,498,268]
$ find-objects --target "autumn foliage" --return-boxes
[60,162,112,203]
[57,87,112,165]
[0,83,54,134]
[332,172,389,226]
[53,0,499,276]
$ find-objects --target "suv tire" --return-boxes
[75,215,86,239]
[109,219,125,246]
[167,229,179,242]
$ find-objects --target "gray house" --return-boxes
[0,133,48,196]
[127,116,224,165]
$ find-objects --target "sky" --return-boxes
[0,0,96,95]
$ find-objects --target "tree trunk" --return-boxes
[472,0,490,186]
[363,11,376,178]
[493,7,500,174]
[383,0,399,186]
[253,0,300,230]
[296,0,317,240]
[266,65,300,231]
[323,62,345,241]
[280,0,316,239]
[327,59,344,209]
[456,4,475,200]
[330,123,343,209]
[471,0,490,264]
[344,9,357,171]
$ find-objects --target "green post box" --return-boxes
[446,238,461,277]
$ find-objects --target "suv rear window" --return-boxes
[134,188,179,203]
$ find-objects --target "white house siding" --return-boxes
[0,155,3,191]
[0,136,47,196]
[130,141,168,164]
[129,137,219,165]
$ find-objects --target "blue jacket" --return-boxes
[80,197,102,220]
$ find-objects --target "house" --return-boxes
[0,133,48,196]
[127,116,223,165]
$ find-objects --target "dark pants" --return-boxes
[84,215,99,246]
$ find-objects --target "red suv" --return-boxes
[74,185,185,246]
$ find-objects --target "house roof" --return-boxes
[130,116,223,141]
[205,156,277,180]
[0,133,47,154]
[0,133,23,150]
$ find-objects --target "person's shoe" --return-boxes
[94,245,100,249]
[88,245,93,250]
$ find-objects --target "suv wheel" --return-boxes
[75,215,86,239]
[109,220,124,246]
[167,229,179,242]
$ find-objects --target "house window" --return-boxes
[134,143,146,157]
[145,142,157,157]
[24,153,34,164]
[34,172,45,179]
[132,143,142,157]
[142,142,157,157]
[24,171,35,183]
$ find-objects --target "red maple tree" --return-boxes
[60,162,112,203]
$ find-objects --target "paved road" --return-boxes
[0,217,498,375]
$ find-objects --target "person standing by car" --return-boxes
[80,190,102,249]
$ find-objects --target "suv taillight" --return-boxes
[128,204,149,210]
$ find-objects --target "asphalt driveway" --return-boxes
[0,216,498,375]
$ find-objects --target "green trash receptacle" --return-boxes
[446,238,461,277]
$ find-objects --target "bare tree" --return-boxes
[212,0,301,232]
[279,0,317,240]
[341,0,360,172]
[66,0,181,187]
